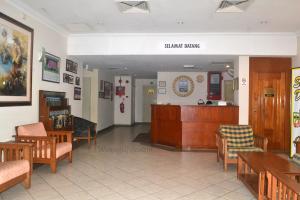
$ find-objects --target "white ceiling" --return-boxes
[19,0,300,33]
[73,55,236,78]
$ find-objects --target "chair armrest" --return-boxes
[47,131,73,143]
[0,142,33,174]
[15,136,56,160]
[254,135,268,152]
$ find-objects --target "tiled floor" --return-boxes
[1,125,255,200]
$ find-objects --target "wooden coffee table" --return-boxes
[237,152,300,200]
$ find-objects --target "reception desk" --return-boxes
[151,104,239,149]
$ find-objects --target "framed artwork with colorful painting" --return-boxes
[0,12,33,106]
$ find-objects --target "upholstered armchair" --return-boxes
[72,116,97,145]
[216,125,268,171]
[0,142,32,192]
[15,122,72,173]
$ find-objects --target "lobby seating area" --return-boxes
[0,124,300,200]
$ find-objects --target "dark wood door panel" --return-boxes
[250,57,291,151]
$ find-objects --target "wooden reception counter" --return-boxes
[151,104,239,150]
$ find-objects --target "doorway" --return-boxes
[224,80,234,102]
[143,85,157,122]
[249,57,291,152]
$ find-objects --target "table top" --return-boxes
[238,152,300,175]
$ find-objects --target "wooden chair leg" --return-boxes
[50,161,57,173]
[224,160,228,171]
[68,152,72,163]
[216,150,219,162]
[23,172,31,189]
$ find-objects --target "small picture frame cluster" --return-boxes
[158,81,166,94]
[74,87,81,100]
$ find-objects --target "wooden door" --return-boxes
[250,57,291,151]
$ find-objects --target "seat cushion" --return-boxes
[0,160,30,185]
[34,142,72,159]
[293,153,300,165]
[220,125,254,148]
[228,147,263,159]
[17,122,47,137]
[56,142,72,158]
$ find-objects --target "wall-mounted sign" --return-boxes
[264,88,275,97]
[164,43,201,49]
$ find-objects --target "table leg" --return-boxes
[258,172,265,200]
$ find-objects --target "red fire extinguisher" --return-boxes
[120,102,125,113]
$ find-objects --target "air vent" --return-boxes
[116,0,150,14]
[216,0,254,13]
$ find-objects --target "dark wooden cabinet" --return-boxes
[151,104,239,149]
[207,72,222,100]
[39,90,72,131]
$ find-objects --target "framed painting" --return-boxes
[104,81,111,99]
[74,87,81,100]
[0,12,34,106]
[66,59,77,74]
[42,52,60,83]
[63,73,74,84]
[66,59,73,72]
[75,77,80,86]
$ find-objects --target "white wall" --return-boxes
[83,69,98,124]
[114,76,133,125]
[233,56,250,125]
[68,33,297,56]
[135,79,157,123]
[0,2,82,141]
[293,37,300,67]
[157,72,208,105]
[98,70,114,130]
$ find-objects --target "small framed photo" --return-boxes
[63,73,74,84]
[75,77,80,86]
[66,59,73,72]
[42,52,60,83]
[100,80,104,92]
[66,59,78,74]
[158,88,166,94]
[104,81,111,99]
[159,81,166,87]
[74,87,81,100]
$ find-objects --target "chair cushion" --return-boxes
[34,142,72,159]
[0,160,30,185]
[220,125,254,148]
[17,122,47,137]
[293,153,300,165]
[228,147,263,159]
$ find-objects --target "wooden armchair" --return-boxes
[266,167,300,200]
[216,125,268,171]
[15,122,72,173]
[0,142,32,192]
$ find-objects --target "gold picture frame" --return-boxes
[172,75,194,97]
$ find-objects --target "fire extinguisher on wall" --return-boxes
[120,102,125,113]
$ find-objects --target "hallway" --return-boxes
[1,125,255,200]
